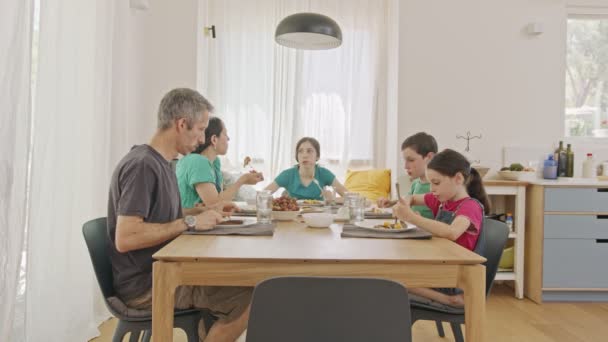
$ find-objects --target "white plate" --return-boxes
[354,219,416,232]
[214,218,257,228]
[238,204,256,211]
[296,199,325,207]
[365,207,393,215]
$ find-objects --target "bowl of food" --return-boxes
[271,197,300,221]
[498,163,536,181]
[302,213,335,228]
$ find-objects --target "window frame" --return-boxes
[564,7,608,143]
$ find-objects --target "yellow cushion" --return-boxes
[344,169,391,201]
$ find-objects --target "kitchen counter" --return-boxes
[485,178,608,187]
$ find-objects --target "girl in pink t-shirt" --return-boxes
[393,149,490,307]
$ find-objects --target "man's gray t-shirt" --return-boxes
[107,145,182,301]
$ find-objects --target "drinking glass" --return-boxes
[256,190,272,224]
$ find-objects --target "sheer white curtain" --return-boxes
[200,0,387,181]
[0,1,33,341]
[23,0,129,340]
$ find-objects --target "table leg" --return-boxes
[458,264,486,342]
[152,261,178,342]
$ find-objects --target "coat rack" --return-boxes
[456,131,481,164]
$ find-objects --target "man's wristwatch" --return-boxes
[184,215,197,229]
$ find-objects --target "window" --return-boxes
[565,16,608,138]
[199,0,387,181]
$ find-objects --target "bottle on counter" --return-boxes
[543,154,558,179]
[555,141,567,177]
[582,153,596,178]
[566,143,574,177]
[505,213,514,232]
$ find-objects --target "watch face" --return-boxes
[185,215,196,228]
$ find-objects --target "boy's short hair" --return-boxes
[401,132,438,156]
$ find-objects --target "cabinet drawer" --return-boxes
[543,239,608,288]
[544,215,608,239]
[544,188,608,212]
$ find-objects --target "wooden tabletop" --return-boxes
[154,221,485,265]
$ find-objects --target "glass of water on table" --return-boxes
[256,190,272,224]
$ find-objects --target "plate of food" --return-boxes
[354,219,416,232]
[296,199,325,207]
[215,217,257,228]
[498,163,536,181]
[272,197,300,221]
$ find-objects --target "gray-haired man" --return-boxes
[107,88,251,341]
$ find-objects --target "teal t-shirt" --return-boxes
[274,165,335,200]
[408,178,433,219]
[176,154,223,208]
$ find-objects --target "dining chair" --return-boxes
[246,276,413,342]
[409,218,509,342]
[82,217,215,342]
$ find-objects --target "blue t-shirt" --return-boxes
[176,154,223,208]
[274,165,336,200]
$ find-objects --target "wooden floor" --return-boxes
[91,285,608,342]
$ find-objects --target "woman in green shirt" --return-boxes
[265,137,348,200]
[176,117,264,208]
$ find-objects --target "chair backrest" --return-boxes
[246,277,412,342]
[82,217,115,298]
[479,218,510,296]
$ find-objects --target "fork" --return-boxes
[394,182,401,225]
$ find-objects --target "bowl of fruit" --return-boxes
[498,163,536,181]
[271,197,300,221]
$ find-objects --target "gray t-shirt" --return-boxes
[107,144,182,301]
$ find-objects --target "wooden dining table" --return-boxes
[151,220,487,341]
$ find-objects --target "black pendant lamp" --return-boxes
[275,13,342,50]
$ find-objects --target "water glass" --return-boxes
[256,190,272,224]
[347,194,365,222]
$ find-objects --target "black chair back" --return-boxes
[479,218,509,296]
[246,276,413,342]
[82,217,115,299]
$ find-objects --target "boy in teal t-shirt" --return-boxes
[408,178,432,219]
[378,132,437,219]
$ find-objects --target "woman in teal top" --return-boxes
[265,137,348,200]
[176,117,264,208]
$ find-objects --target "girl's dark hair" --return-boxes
[193,116,224,154]
[401,132,438,156]
[295,137,321,162]
[427,149,491,214]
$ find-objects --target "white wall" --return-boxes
[143,0,607,181]
[113,0,198,154]
[394,0,568,180]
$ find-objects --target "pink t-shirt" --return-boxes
[423,193,483,251]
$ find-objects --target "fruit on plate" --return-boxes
[501,163,535,172]
[272,197,299,211]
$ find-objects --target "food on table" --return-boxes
[374,221,403,229]
[369,207,386,214]
[302,199,323,205]
[272,197,299,211]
